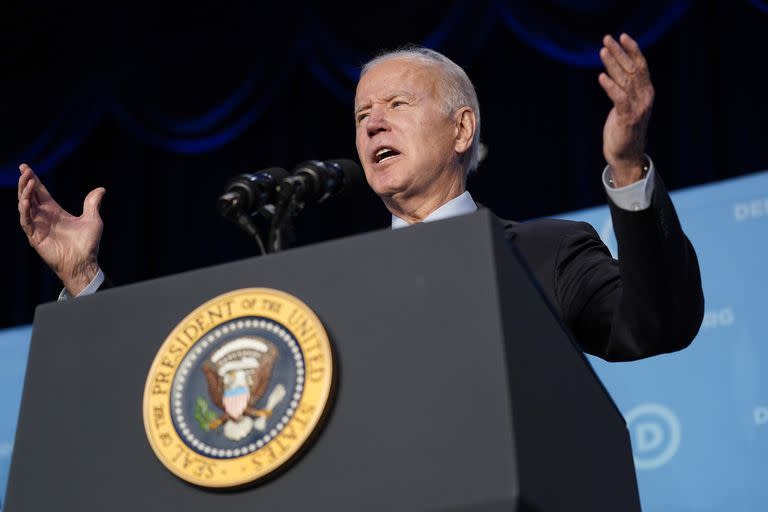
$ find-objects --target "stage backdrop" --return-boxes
[0,170,766,510]
[565,169,768,511]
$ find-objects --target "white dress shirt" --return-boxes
[57,267,105,300]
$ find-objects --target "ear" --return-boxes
[453,107,477,156]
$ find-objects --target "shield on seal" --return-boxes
[223,385,249,420]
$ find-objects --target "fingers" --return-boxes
[18,180,35,236]
[17,162,54,204]
[619,33,648,72]
[83,187,106,219]
[599,45,629,90]
[19,202,32,236]
[600,34,650,89]
[603,35,635,74]
[18,163,33,201]
[19,174,36,205]
[598,73,630,114]
[599,33,654,113]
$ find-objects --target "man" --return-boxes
[17,34,703,361]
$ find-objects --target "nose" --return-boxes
[366,106,389,137]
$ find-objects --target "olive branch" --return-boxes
[194,396,219,431]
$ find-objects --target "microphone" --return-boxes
[218,159,364,254]
[217,167,289,220]
[277,159,364,206]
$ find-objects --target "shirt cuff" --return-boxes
[602,156,656,211]
[57,268,105,301]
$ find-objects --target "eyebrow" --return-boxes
[354,90,416,115]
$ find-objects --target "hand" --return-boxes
[17,163,106,296]
[598,33,655,187]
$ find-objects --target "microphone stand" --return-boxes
[222,159,359,254]
[268,178,304,253]
[232,211,268,255]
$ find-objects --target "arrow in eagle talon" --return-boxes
[253,385,287,431]
[207,415,229,430]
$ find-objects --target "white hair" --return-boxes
[360,46,482,176]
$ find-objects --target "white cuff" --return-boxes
[602,156,656,211]
[57,269,105,301]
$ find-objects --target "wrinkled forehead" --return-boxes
[354,58,441,108]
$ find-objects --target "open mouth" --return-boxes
[374,147,401,163]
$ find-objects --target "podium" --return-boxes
[5,210,640,511]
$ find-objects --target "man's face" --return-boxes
[354,58,462,202]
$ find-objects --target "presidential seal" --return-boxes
[142,288,334,488]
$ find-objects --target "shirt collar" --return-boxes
[391,191,478,229]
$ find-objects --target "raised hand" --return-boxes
[17,163,106,296]
[598,33,655,187]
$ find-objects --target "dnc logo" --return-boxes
[625,403,682,470]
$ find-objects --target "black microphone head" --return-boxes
[289,160,333,204]
[217,166,288,219]
[325,159,366,194]
[290,159,366,204]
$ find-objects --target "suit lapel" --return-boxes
[475,202,519,240]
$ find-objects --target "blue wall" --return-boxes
[1,170,766,509]
[0,327,31,509]
[561,170,768,511]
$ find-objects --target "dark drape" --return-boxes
[3,0,767,326]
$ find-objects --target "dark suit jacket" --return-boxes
[495,175,704,362]
[98,176,702,363]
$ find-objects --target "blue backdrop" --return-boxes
[1,170,766,510]
[565,170,768,511]
[0,327,31,510]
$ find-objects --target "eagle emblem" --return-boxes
[199,336,286,441]
[144,289,334,487]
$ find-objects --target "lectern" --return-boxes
[6,210,640,511]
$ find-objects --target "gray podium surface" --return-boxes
[6,210,639,511]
